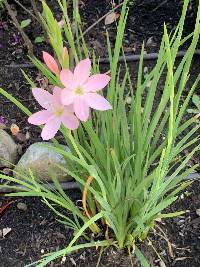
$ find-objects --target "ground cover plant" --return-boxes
[0,0,200,266]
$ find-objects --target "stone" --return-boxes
[17,202,27,211]
[146,80,152,88]
[159,261,166,267]
[146,36,155,46]
[143,66,148,74]
[14,142,71,181]
[126,96,132,104]
[2,227,12,238]
[196,209,200,217]
[0,130,18,168]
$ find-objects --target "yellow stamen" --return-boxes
[75,86,84,95]
[55,108,64,117]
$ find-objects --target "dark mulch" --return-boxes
[1,181,200,267]
[0,0,200,266]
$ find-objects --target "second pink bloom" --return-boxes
[60,58,112,121]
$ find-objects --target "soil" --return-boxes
[0,0,200,266]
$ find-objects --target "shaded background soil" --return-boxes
[0,0,200,266]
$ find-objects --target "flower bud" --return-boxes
[62,47,69,69]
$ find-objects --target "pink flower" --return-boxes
[43,51,60,76]
[28,87,79,140]
[43,47,69,75]
[60,58,112,121]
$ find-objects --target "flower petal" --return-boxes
[41,117,61,140]
[28,110,53,125]
[74,58,91,85]
[32,88,53,110]
[61,89,74,106]
[43,52,60,75]
[53,86,62,106]
[74,97,89,122]
[83,74,111,92]
[63,104,75,113]
[61,109,79,130]
[60,69,77,89]
[85,93,112,111]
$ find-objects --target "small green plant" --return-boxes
[0,0,200,266]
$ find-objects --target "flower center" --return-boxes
[55,108,64,117]
[75,86,84,95]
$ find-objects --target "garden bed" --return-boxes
[0,0,200,266]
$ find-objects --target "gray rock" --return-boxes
[14,142,72,181]
[196,209,200,217]
[0,130,18,167]
[17,202,27,211]
[146,36,155,47]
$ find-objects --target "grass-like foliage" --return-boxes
[0,0,200,266]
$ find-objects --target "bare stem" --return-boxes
[30,0,43,24]
[14,0,39,22]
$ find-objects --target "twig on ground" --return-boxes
[0,98,34,104]
[96,247,104,267]
[138,0,146,7]
[155,224,174,259]
[152,0,168,12]
[30,0,48,42]
[0,181,80,193]
[30,0,42,23]
[0,172,199,193]
[13,0,39,22]
[3,49,200,68]
[3,0,33,56]
[82,2,123,37]
[99,50,200,63]
[3,63,35,68]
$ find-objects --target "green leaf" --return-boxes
[192,94,200,110]
[158,210,185,219]
[34,36,45,43]
[21,69,36,88]
[20,19,31,28]
[135,246,150,267]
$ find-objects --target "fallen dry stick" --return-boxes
[0,172,199,193]
[3,49,200,68]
